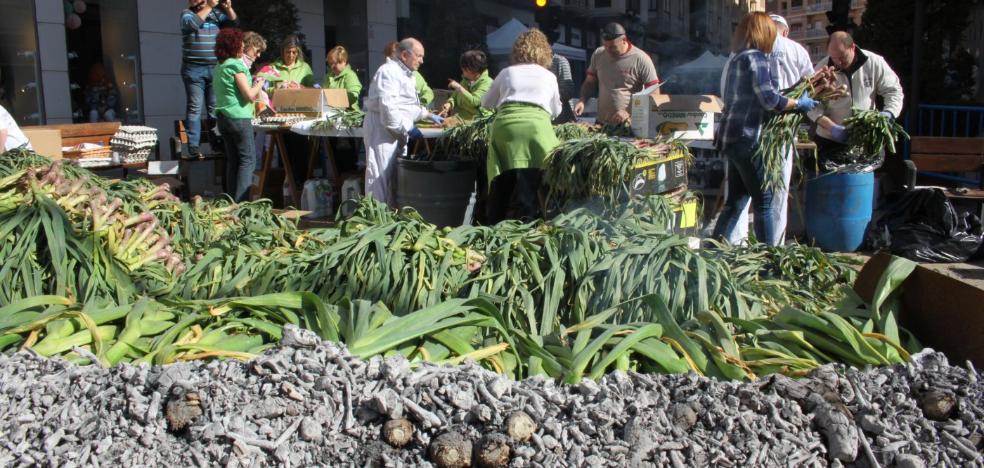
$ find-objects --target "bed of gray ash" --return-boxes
[0,326,981,468]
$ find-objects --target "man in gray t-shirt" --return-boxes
[574,23,660,125]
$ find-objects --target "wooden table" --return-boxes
[69,160,148,178]
[254,125,302,207]
[290,126,364,183]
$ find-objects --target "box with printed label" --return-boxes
[630,89,723,140]
[629,149,689,196]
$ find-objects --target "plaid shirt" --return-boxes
[717,49,789,150]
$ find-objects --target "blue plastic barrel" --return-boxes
[805,171,874,252]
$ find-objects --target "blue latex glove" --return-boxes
[795,92,819,112]
[830,124,849,143]
[428,114,444,125]
[408,127,423,139]
[879,111,894,119]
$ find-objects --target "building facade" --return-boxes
[1,0,400,151]
[766,0,867,62]
[2,0,778,153]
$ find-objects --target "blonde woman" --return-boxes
[242,31,266,70]
[712,12,819,246]
[480,28,562,223]
[322,46,362,110]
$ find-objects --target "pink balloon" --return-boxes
[66,13,82,30]
[73,0,87,14]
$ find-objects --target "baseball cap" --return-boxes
[601,23,626,41]
[769,14,789,29]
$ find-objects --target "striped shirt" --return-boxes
[180,9,237,65]
[717,49,789,150]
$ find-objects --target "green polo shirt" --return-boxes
[214,58,254,119]
[450,70,492,121]
[270,59,315,89]
[322,64,362,110]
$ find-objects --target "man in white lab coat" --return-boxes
[0,105,31,152]
[727,14,814,245]
[363,38,444,205]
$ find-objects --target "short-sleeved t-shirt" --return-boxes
[587,43,659,124]
[214,58,254,119]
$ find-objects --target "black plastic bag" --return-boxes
[865,188,984,263]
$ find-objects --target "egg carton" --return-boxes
[258,113,309,127]
[121,148,153,164]
[75,157,114,168]
[112,135,157,145]
[116,125,158,135]
[111,140,157,151]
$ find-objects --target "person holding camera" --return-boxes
[180,0,238,158]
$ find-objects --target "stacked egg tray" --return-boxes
[253,113,310,129]
[111,126,158,164]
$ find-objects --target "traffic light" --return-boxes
[535,0,550,24]
[534,1,562,43]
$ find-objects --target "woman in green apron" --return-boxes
[480,29,562,223]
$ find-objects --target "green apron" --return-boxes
[486,102,559,188]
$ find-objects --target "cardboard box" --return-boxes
[630,89,723,140]
[272,88,348,117]
[22,128,63,159]
[629,149,689,196]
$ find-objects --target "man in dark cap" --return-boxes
[574,22,659,125]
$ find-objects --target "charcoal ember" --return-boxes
[671,403,698,431]
[893,453,926,468]
[0,339,979,467]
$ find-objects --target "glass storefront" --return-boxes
[0,0,43,125]
[65,0,143,124]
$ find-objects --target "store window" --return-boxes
[65,0,142,124]
[0,0,43,125]
[595,0,612,7]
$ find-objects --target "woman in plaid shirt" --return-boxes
[712,12,819,246]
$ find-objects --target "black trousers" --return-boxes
[485,168,543,225]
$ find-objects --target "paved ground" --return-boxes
[920,259,984,290]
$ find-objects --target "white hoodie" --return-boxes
[809,48,905,141]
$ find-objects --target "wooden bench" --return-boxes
[906,136,984,215]
[31,122,120,147]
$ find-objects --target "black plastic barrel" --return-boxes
[396,159,477,227]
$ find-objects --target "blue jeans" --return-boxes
[181,63,216,150]
[217,115,255,202]
[713,137,777,245]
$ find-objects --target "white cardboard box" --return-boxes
[630,86,724,140]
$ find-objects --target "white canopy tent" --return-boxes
[671,51,728,74]
[664,51,729,95]
[486,18,587,63]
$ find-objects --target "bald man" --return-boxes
[363,38,443,205]
[809,31,904,159]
